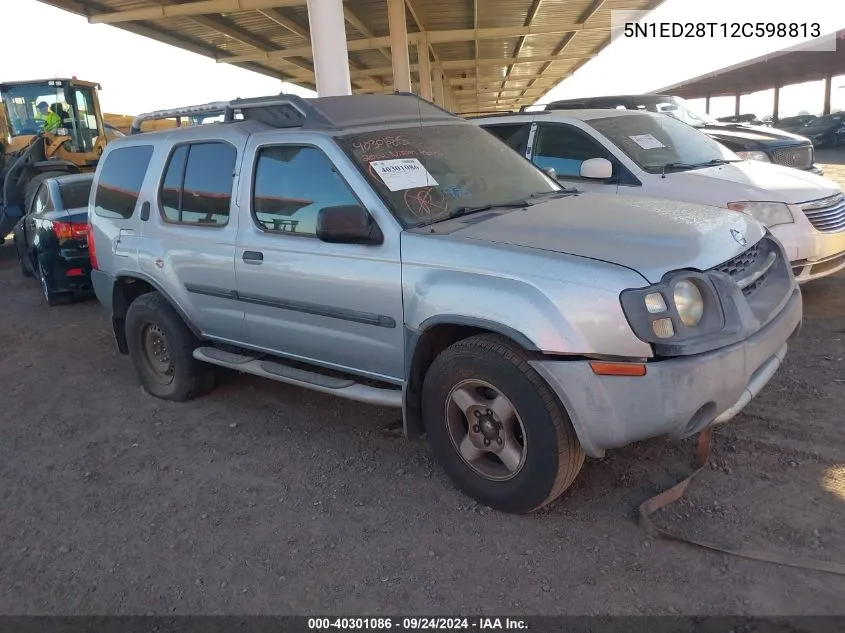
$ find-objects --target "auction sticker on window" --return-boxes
[629,133,665,150]
[370,158,438,191]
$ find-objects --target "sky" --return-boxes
[4,0,845,118]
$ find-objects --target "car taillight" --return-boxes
[87,219,98,270]
[52,221,88,242]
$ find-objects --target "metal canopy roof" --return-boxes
[37,0,663,113]
[658,29,845,99]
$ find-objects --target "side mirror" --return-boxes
[316,204,383,245]
[580,157,613,180]
[543,167,557,180]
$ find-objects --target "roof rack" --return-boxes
[128,93,328,135]
[129,91,459,136]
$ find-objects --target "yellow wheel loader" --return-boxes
[1,78,109,242]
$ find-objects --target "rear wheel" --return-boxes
[37,259,70,307]
[15,239,33,278]
[125,292,215,401]
[422,334,584,514]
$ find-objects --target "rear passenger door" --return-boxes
[138,140,244,339]
[91,145,155,266]
[234,137,404,383]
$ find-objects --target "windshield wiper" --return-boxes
[696,158,741,166]
[659,158,738,177]
[446,199,530,220]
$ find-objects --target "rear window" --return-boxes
[58,178,93,210]
[94,145,154,219]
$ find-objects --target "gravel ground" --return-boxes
[1,158,844,615]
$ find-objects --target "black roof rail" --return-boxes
[129,101,230,135]
[129,91,460,135]
[129,93,330,135]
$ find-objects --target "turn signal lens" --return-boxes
[652,317,675,339]
[645,292,667,314]
[589,361,647,376]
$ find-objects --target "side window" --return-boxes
[31,184,49,215]
[159,142,236,226]
[94,145,154,219]
[252,145,360,237]
[482,123,531,155]
[44,189,55,213]
[533,124,613,179]
[160,145,188,223]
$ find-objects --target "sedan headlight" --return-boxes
[727,201,793,228]
[735,150,771,162]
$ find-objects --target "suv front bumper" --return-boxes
[529,286,802,458]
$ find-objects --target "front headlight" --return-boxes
[735,150,771,162]
[673,280,704,326]
[727,201,793,228]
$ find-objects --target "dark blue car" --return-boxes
[12,173,93,306]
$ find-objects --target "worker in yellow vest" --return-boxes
[35,101,61,132]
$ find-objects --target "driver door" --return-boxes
[530,123,618,193]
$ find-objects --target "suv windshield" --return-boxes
[338,123,560,227]
[0,80,101,152]
[587,112,739,173]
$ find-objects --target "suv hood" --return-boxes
[702,122,811,147]
[449,193,765,284]
[666,160,841,205]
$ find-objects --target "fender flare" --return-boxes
[109,271,203,354]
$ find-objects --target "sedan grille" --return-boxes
[771,146,813,170]
[801,193,845,233]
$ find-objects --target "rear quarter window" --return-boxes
[94,145,154,219]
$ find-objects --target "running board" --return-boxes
[193,346,402,408]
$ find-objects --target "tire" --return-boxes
[125,292,215,401]
[24,171,66,216]
[15,239,33,278]
[422,334,584,514]
[37,258,70,307]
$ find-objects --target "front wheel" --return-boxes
[422,334,584,514]
[125,292,215,401]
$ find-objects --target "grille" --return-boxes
[801,193,845,233]
[714,241,762,278]
[771,146,813,170]
[712,239,775,297]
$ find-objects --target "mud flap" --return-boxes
[639,427,845,576]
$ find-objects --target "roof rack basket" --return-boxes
[129,91,459,135]
[128,93,330,135]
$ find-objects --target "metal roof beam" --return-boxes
[89,0,306,24]
[346,53,591,78]
[218,23,607,63]
[499,0,546,100]
[257,7,309,38]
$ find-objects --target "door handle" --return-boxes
[140,201,150,221]
[242,250,263,264]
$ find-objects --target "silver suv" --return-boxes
[87,94,802,514]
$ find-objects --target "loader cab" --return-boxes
[0,78,106,154]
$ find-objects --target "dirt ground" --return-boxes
[1,157,844,615]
